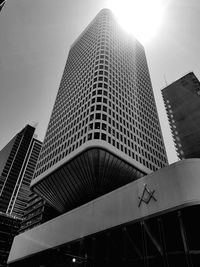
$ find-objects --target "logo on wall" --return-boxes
[138,184,157,207]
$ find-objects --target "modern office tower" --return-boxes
[0,212,20,267]
[31,8,167,214]
[0,124,42,218]
[162,72,200,160]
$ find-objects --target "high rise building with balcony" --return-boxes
[162,72,200,160]
[0,124,42,218]
[31,9,168,214]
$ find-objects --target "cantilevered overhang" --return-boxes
[8,159,200,264]
[31,141,150,213]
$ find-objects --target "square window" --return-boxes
[96,113,101,120]
[96,105,101,110]
[94,132,100,139]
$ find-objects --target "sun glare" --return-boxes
[107,0,166,44]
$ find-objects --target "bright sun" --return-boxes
[107,0,166,44]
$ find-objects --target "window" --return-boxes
[101,133,106,141]
[87,133,92,140]
[94,132,100,139]
[96,113,101,120]
[95,122,100,129]
[96,105,101,110]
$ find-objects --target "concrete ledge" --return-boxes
[31,140,151,188]
[8,159,200,264]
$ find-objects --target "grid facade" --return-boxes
[0,125,42,218]
[34,9,167,181]
[6,139,42,218]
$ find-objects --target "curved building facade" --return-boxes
[31,9,167,213]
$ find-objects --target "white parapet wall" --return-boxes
[8,159,200,264]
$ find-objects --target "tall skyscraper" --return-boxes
[0,124,42,218]
[31,9,167,214]
[162,72,200,160]
[9,10,200,267]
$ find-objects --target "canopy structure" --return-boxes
[8,159,200,266]
[31,143,148,213]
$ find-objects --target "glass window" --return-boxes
[101,133,106,141]
[94,132,100,139]
[87,133,92,140]
[95,122,100,129]
[96,113,101,120]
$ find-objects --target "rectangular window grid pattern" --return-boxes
[34,9,168,179]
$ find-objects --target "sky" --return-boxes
[0,0,200,164]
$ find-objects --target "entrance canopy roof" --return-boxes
[8,159,200,264]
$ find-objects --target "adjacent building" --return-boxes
[162,72,200,159]
[0,125,44,264]
[20,192,59,233]
[0,124,42,218]
[0,212,20,267]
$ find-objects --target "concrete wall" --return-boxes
[8,159,200,264]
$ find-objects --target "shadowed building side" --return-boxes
[162,72,200,159]
[0,125,42,218]
[19,191,59,233]
[33,147,145,213]
[0,212,20,267]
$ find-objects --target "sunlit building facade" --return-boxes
[31,9,168,213]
